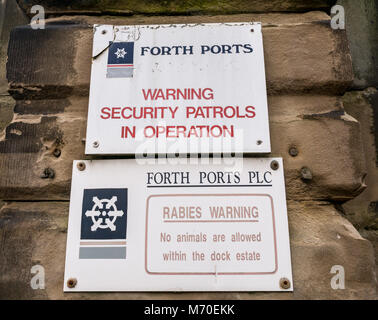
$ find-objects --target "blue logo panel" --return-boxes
[80,188,128,240]
[107,42,134,65]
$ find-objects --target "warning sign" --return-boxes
[146,194,277,275]
[64,158,292,291]
[85,23,271,155]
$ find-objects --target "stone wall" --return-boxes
[336,0,378,294]
[0,0,377,299]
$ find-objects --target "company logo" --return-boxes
[107,42,134,78]
[85,196,125,231]
[79,189,128,259]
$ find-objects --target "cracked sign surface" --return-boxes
[64,158,292,291]
[86,23,271,154]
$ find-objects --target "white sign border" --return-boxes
[64,158,293,292]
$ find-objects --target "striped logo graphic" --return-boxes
[79,188,128,259]
[107,42,134,78]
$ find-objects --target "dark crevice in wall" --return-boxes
[368,91,378,166]
[15,0,338,19]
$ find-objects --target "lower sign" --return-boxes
[64,158,293,291]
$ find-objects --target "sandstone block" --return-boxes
[0,96,366,201]
[0,13,358,201]
[16,0,336,16]
[6,14,352,98]
[0,200,375,299]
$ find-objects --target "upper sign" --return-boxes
[64,158,292,291]
[85,23,271,155]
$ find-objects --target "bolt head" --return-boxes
[270,160,279,170]
[93,141,99,148]
[279,277,291,290]
[77,162,86,171]
[289,146,298,157]
[256,140,263,145]
[67,278,77,289]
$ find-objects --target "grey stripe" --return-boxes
[107,67,133,78]
[79,246,126,259]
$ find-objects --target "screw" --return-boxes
[93,141,99,148]
[270,160,279,170]
[289,146,298,157]
[53,148,61,158]
[77,162,86,171]
[40,168,55,179]
[102,30,107,34]
[67,278,77,288]
[300,167,312,181]
[256,140,263,145]
[251,28,254,32]
[279,278,291,290]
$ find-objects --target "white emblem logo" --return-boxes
[85,196,124,231]
[114,48,127,59]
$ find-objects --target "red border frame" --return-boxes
[145,193,278,275]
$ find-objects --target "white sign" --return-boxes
[85,22,271,155]
[64,158,292,291]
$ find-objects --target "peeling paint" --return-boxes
[92,25,116,60]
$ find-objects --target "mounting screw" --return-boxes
[289,146,298,157]
[279,278,291,290]
[300,167,312,181]
[102,30,107,34]
[53,148,61,158]
[77,162,86,171]
[251,28,254,32]
[93,141,99,148]
[256,140,263,145]
[40,168,55,179]
[270,160,279,170]
[67,278,77,289]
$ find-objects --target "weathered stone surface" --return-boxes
[6,13,353,98]
[0,1,28,137]
[0,96,15,134]
[340,88,378,295]
[0,1,375,302]
[263,24,352,95]
[341,88,378,229]
[0,12,358,201]
[7,23,91,99]
[287,201,376,299]
[0,97,87,200]
[0,200,375,299]
[337,0,378,88]
[360,229,378,293]
[0,95,366,201]
[16,0,336,16]
[0,0,28,94]
[269,95,366,201]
